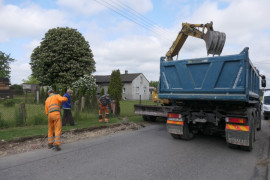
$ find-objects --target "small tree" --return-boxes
[85,89,91,111]
[78,87,83,103]
[22,75,40,84]
[100,88,105,96]
[0,51,15,78]
[90,88,98,110]
[40,86,45,102]
[149,81,159,88]
[55,85,60,94]
[61,87,66,96]
[71,87,77,105]
[72,75,97,94]
[108,69,122,116]
[10,84,23,95]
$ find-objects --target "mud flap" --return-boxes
[203,30,226,56]
[226,130,250,146]
[167,124,183,135]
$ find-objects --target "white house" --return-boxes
[95,70,150,100]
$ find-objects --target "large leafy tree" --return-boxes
[30,27,95,88]
[0,51,15,78]
[108,69,122,115]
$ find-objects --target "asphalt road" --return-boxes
[0,120,270,180]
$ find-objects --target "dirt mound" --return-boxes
[0,122,145,158]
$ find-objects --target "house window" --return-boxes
[144,87,147,93]
[136,87,139,94]
[123,88,125,94]
[140,76,143,84]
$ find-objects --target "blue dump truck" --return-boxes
[159,47,265,151]
[134,22,266,151]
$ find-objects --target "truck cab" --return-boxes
[262,91,270,120]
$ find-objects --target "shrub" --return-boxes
[100,88,105,96]
[3,99,16,107]
[40,86,45,103]
[74,111,81,122]
[15,106,24,126]
[33,115,47,125]
[10,84,23,95]
[0,113,9,129]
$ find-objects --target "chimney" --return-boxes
[125,70,128,74]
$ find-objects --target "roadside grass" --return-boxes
[0,100,146,141]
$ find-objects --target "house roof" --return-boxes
[95,73,141,84]
[0,78,10,85]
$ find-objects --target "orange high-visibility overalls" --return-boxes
[45,94,68,146]
[98,104,110,122]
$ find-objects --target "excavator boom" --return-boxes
[166,21,226,61]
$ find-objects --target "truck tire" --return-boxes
[170,133,181,139]
[142,115,157,122]
[148,116,157,122]
[227,143,238,149]
[180,122,194,140]
[142,115,149,121]
[257,110,261,131]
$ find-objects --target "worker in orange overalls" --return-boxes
[98,94,112,123]
[45,89,68,151]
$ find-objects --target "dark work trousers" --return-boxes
[62,109,74,126]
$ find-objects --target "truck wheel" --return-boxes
[180,122,194,140]
[142,115,157,122]
[257,112,261,131]
[227,143,238,149]
[148,116,157,122]
[170,133,181,139]
[142,115,148,121]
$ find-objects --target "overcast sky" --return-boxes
[1,0,270,87]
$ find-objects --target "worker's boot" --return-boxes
[53,145,61,151]
[48,144,53,149]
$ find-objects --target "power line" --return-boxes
[93,0,172,42]
[108,0,172,38]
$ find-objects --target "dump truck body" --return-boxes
[159,47,259,102]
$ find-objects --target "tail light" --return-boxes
[225,117,247,124]
[167,113,182,121]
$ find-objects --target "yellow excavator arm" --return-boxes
[166,21,226,61]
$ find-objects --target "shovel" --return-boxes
[203,30,226,56]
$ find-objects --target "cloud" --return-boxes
[90,0,270,86]
[10,62,31,84]
[0,1,66,43]
[93,34,164,81]
[3,0,270,89]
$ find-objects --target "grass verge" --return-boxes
[0,100,147,141]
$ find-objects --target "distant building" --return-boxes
[0,78,13,99]
[22,83,40,93]
[95,70,150,100]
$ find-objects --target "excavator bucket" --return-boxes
[203,30,226,56]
